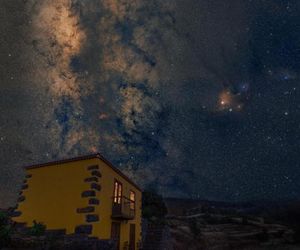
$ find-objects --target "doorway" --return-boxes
[129,224,136,250]
[111,222,121,249]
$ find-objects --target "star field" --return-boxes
[0,0,300,207]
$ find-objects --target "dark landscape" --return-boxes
[2,193,300,250]
[162,198,300,250]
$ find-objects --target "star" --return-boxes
[1,0,300,207]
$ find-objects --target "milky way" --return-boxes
[1,0,300,207]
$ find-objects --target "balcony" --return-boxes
[112,196,135,220]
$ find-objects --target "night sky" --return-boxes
[1,0,300,208]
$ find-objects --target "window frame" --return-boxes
[113,179,123,204]
[129,190,136,211]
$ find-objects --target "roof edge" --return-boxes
[24,153,142,192]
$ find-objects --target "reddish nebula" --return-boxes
[217,89,244,112]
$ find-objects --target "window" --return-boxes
[130,191,135,210]
[113,180,122,204]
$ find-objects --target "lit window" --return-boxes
[130,191,135,210]
[113,180,122,204]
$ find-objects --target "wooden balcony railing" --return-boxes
[112,196,135,220]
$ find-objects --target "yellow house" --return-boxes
[12,153,142,250]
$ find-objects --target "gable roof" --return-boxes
[24,153,142,191]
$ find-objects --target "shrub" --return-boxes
[0,211,8,226]
[0,211,12,247]
[29,220,46,236]
[142,190,167,221]
[0,225,12,246]
[190,220,201,238]
[242,217,248,225]
[257,228,269,242]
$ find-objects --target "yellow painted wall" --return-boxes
[94,159,142,248]
[13,157,142,250]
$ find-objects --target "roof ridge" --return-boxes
[23,153,142,191]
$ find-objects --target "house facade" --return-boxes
[12,153,142,250]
